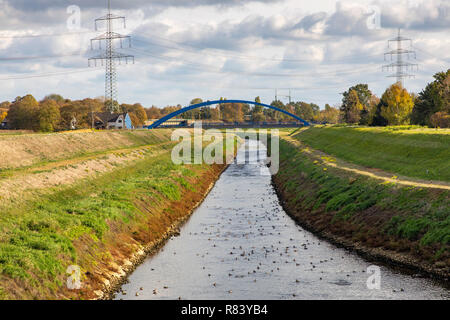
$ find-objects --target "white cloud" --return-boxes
[0,0,448,108]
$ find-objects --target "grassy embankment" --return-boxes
[0,130,235,299]
[274,126,449,279]
[295,126,450,181]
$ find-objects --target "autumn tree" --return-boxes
[0,110,7,123]
[120,103,148,127]
[342,84,372,107]
[60,98,104,129]
[7,95,40,130]
[145,106,162,119]
[379,83,414,125]
[221,102,244,122]
[411,69,450,127]
[0,101,11,110]
[340,90,363,124]
[341,84,376,125]
[160,105,181,116]
[43,94,66,105]
[316,104,340,124]
[38,99,61,132]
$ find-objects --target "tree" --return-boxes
[341,84,374,125]
[43,94,66,105]
[145,106,162,119]
[430,112,450,128]
[315,104,340,124]
[190,98,203,105]
[411,69,450,126]
[121,103,147,127]
[0,101,11,109]
[38,100,61,132]
[7,95,40,130]
[270,100,285,121]
[60,98,104,130]
[292,102,320,122]
[342,84,372,108]
[380,83,414,125]
[0,111,7,122]
[360,95,380,125]
[221,102,244,122]
[340,90,363,124]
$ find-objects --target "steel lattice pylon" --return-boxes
[89,0,134,113]
[382,29,418,87]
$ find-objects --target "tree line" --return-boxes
[339,69,449,127]
[1,69,447,131]
[1,94,150,132]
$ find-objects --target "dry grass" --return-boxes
[0,129,173,170]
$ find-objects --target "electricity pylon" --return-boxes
[382,28,418,87]
[89,0,134,113]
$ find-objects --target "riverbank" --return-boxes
[0,130,233,300]
[272,129,449,282]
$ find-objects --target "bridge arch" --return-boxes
[146,100,310,129]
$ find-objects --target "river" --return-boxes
[115,140,448,300]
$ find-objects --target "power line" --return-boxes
[0,67,102,81]
[0,52,85,61]
[129,46,379,78]
[132,34,385,64]
[132,35,312,63]
[0,30,94,39]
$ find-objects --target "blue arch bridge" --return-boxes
[145,100,310,129]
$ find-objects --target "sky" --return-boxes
[0,0,448,108]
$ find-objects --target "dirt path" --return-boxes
[281,131,450,191]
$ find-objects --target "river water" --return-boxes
[115,140,448,300]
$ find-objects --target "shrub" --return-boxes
[430,112,450,128]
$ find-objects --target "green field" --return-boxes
[293,126,450,182]
[274,138,449,273]
[0,131,236,299]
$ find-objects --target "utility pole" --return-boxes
[89,0,134,113]
[382,28,418,86]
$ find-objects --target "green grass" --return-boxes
[0,132,236,299]
[294,126,450,181]
[277,139,450,247]
[0,152,186,288]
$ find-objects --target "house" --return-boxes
[93,112,133,130]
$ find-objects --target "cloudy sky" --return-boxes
[0,0,448,108]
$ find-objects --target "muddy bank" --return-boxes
[97,164,229,300]
[273,179,449,284]
[272,140,449,284]
[79,163,230,300]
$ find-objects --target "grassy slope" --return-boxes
[295,126,450,182]
[0,129,174,171]
[274,137,449,277]
[0,131,233,299]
